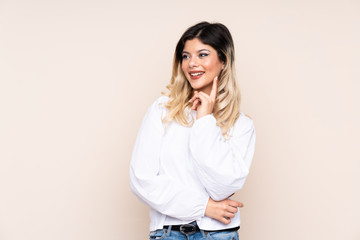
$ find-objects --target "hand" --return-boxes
[204,197,244,225]
[189,76,218,120]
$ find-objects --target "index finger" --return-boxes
[210,76,218,99]
[228,199,244,208]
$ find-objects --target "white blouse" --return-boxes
[129,95,256,231]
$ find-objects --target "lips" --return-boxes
[189,71,204,79]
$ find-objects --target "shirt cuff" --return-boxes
[193,114,217,132]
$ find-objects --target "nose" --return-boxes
[189,57,199,68]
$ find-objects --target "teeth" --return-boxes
[190,72,204,76]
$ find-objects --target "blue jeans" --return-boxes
[149,223,239,240]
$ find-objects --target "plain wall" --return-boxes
[0,0,359,239]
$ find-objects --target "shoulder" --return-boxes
[154,95,169,106]
[232,113,255,135]
[237,112,254,125]
[146,95,169,119]
[150,95,169,112]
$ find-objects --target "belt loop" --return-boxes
[166,225,172,236]
[200,229,206,238]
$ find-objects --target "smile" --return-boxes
[190,72,204,77]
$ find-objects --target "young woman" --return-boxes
[130,22,256,240]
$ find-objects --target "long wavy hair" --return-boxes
[162,22,241,139]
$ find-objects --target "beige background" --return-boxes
[0,0,359,239]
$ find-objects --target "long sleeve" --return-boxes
[189,114,256,201]
[129,97,209,221]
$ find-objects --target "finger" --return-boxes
[225,205,239,214]
[193,94,207,107]
[192,99,200,110]
[189,91,199,103]
[227,199,244,208]
[220,217,231,225]
[223,211,236,219]
[197,91,211,101]
[210,76,218,99]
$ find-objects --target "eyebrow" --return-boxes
[182,49,211,54]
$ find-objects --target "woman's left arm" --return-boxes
[189,114,256,201]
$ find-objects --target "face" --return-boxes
[181,38,224,95]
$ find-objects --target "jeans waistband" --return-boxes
[163,221,240,235]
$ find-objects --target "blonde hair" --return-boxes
[162,22,241,139]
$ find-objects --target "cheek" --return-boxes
[208,60,223,73]
[203,58,219,72]
[181,62,187,73]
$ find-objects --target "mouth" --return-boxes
[189,71,205,79]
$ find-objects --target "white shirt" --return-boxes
[129,95,256,231]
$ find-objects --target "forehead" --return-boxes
[183,38,216,52]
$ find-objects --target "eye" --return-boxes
[199,53,209,58]
[182,54,190,60]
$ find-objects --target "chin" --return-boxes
[190,84,202,91]
[189,80,204,89]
